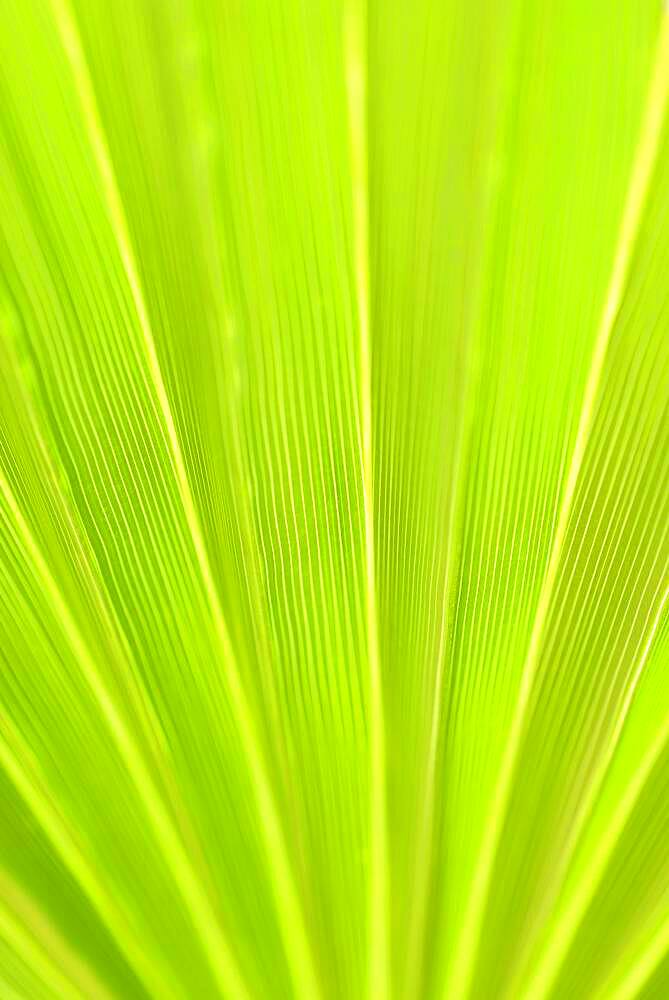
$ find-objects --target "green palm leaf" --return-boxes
[0,0,668,997]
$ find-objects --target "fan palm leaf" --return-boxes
[0,1,668,997]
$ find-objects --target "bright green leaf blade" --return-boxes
[429,4,664,995]
[1,1,668,997]
[0,1,300,994]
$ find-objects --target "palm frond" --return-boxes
[0,1,668,998]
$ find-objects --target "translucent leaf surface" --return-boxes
[0,0,668,997]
